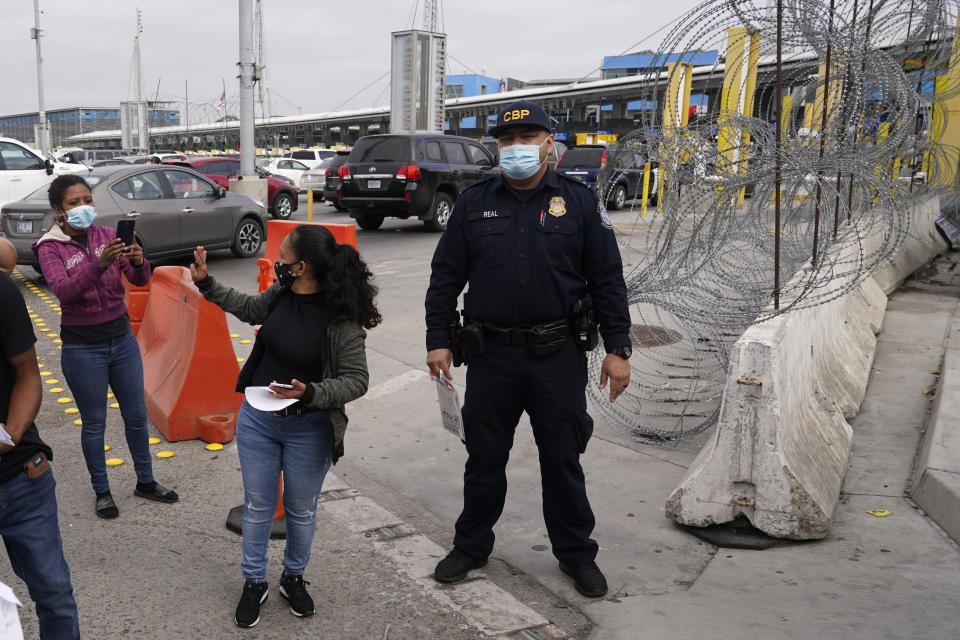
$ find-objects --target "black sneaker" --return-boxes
[235,581,268,628]
[433,549,487,584]
[559,561,608,597]
[279,573,315,617]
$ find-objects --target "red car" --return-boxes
[170,157,299,219]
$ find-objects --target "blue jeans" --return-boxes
[235,400,332,582]
[0,470,80,639]
[61,330,154,494]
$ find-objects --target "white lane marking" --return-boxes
[361,368,429,401]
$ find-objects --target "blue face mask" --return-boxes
[64,205,97,230]
[499,138,549,180]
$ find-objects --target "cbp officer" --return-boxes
[424,100,632,597]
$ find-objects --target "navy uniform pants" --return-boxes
[454,339,598,567]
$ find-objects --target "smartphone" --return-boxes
[116,219,136,247]
[270,382,294,389]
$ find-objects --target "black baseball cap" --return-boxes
[489,100,552,137]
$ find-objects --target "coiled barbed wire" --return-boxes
[588,0,959,443]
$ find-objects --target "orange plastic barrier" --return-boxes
[137,266,242,443]
[257,220,359,290]
[122,280,151,336]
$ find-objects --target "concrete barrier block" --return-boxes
[666,260,886,539]
[873,195,946,295]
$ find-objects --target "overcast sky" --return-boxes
[0,0,705,122]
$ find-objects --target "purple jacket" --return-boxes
[31,224,151,326]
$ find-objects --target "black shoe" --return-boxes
[433,549,487,584]
[134,481,179,504]
[95,492,119,519]
[235,581,269,628]
[559,561,608,597]
[279,572,315,617]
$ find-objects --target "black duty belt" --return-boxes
[482,320,570,347]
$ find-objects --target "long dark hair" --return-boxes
[288,225,382,329]
[48,174,91,212]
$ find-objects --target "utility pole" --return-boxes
[238,0,256,175]
[30,0,49,154]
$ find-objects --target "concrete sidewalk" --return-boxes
[4,252,960,639]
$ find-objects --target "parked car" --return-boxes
[555,144,659,210]
[152,153,189,163]
[284,149,337,169]
[0,164,268,268]
[302,152,350,211]
[170,156,299,219]
[480,138,568,172]
[92,158,134,167]
[262,157,311,191]
[0,136,87,211]
[338,134,496,231]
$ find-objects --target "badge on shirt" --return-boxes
[548,196,567,217]
[599,205,612,230]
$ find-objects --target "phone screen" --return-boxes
[116,219,135,246]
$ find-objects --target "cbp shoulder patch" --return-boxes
[599,205,612,230]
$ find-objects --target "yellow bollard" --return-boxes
[306,188,314,222]
[657,166,666,214]
[641,164,651,216]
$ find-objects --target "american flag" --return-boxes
[216,91,226,114]
[499,78,506,93]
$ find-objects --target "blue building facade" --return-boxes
[444,74,503,130]
[0,107,179,147]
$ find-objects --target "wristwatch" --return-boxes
[607,346,632,360]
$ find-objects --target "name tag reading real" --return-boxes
[431,373,465,442]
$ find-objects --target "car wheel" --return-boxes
[272,192,294,219]
[332,199,347,212]
[607,184,627,211]
[356,214,384,230]
[423,192,454,232]
[231,218,264,258]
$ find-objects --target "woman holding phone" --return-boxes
[32,174,179,519]
[190,224,379,628]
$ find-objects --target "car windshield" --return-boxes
[557,147,605,169]
[350,137,410,162]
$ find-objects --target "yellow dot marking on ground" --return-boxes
[37,364,44,368]
[237,357,245,362]
[49,387,63,393]
[56,397,72,404]
[110,402,120,408]
[65,408,79,414]
[156,451,174,459]
[40,371,52,377]
[239,339,252,344]
[107,393,114,399]
[230,333,240,338]
[54,339,62,343]
[104,445,111,451]
[45,379,59,384]
[105,458,124,466]
[39,328,50,332]
[148,437,161,444]
[29,314,37,318]
[73,419,82,425]
[205,443,224,451]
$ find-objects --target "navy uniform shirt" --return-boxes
[425,169,631,352]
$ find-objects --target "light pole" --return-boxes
[31,0,49,154]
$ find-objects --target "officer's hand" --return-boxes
[427,349,453,380]
[599,354,631,402]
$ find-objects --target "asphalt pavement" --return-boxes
[2,200,959,639]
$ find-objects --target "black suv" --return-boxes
[338,134,497,231]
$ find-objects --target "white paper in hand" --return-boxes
[432,373,465,442]
[0,425,14,448]
[244,386,299,412]
[0,581,24,640]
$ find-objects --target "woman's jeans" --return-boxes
[236,400,332,582]
[60,330,154,494]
